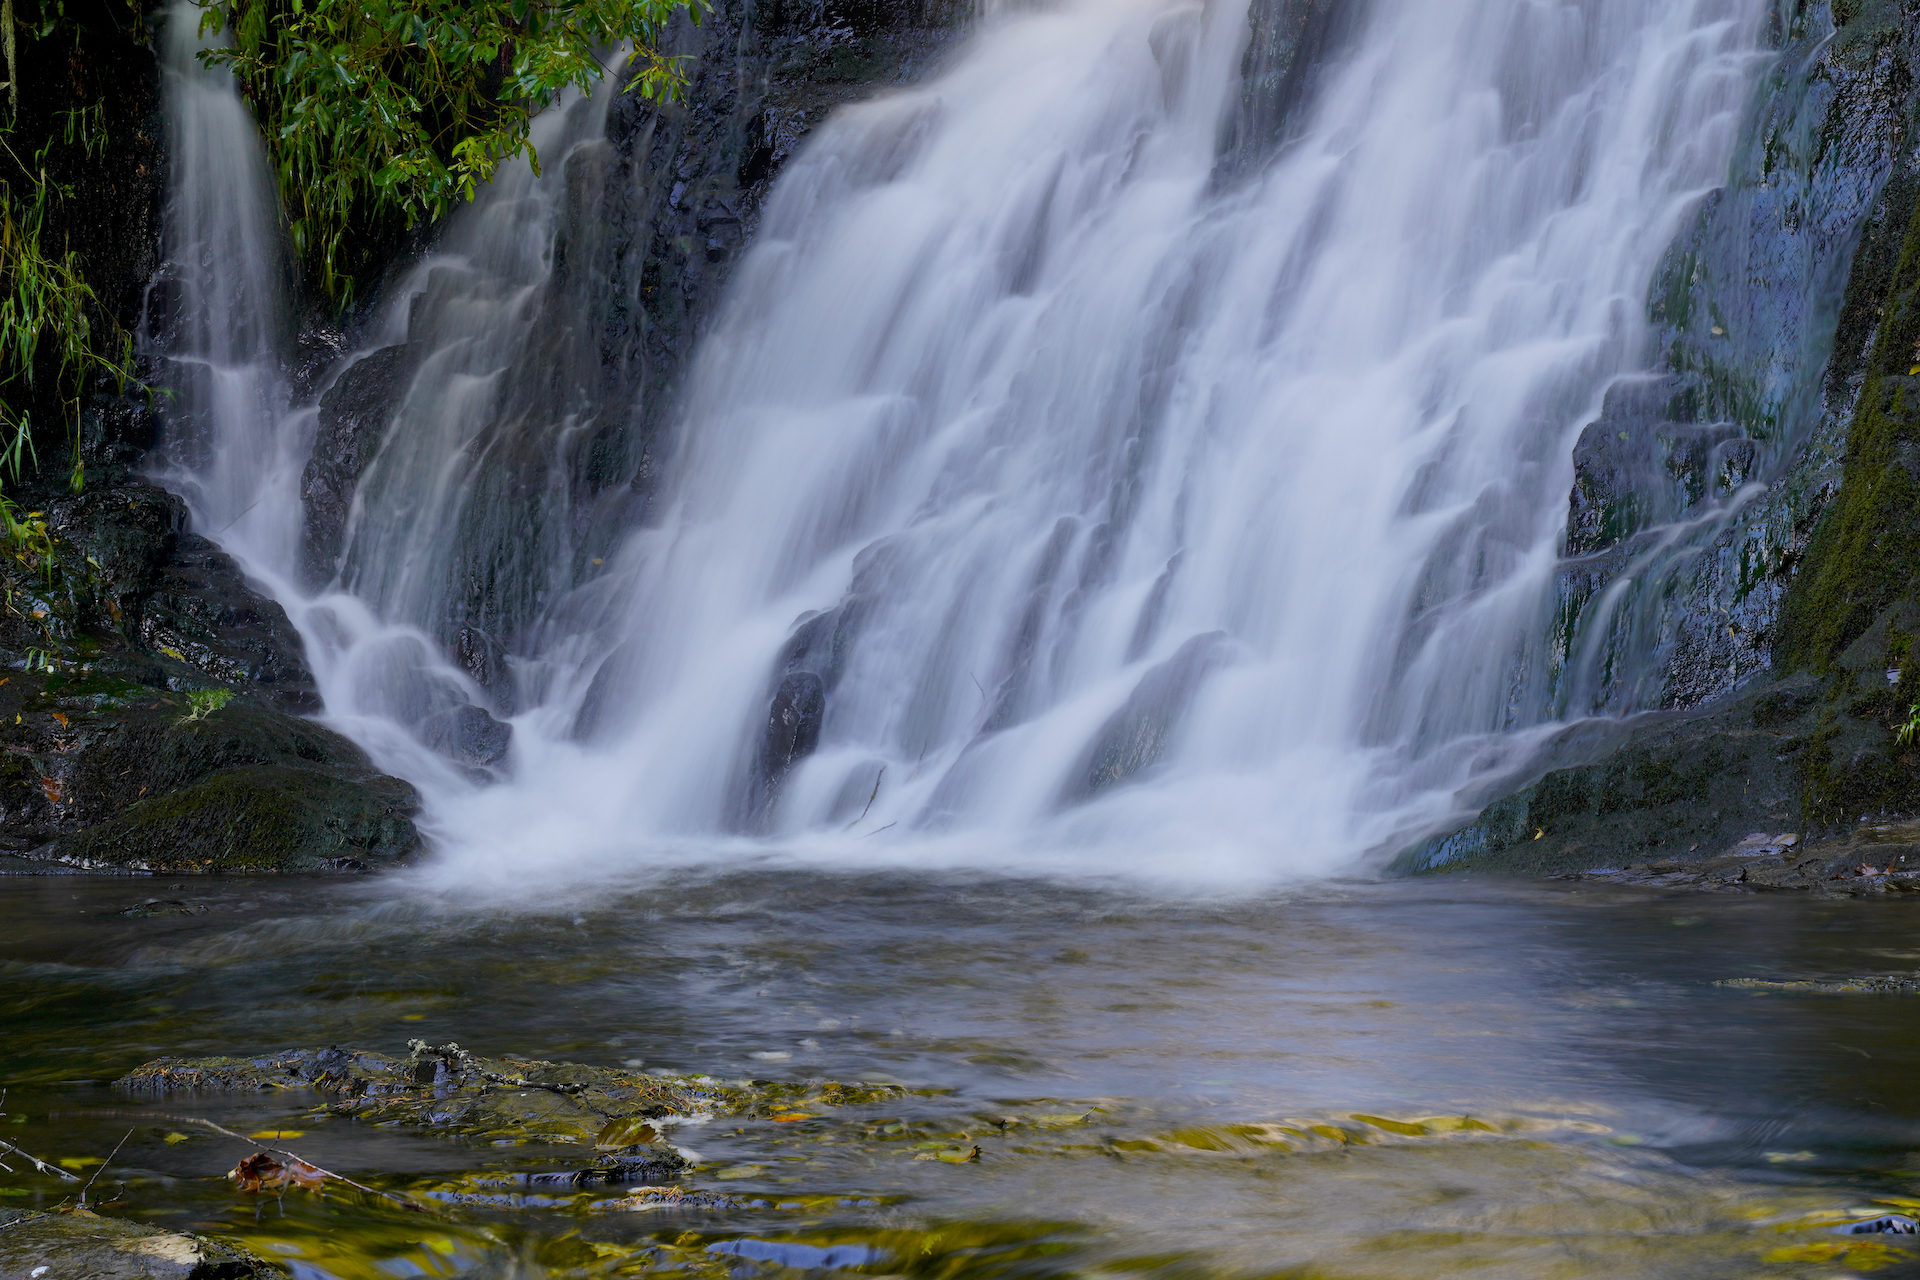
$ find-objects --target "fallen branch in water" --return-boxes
[0,1136,81,1182]
[56,1111,427,1212]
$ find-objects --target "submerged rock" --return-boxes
[0,1208,275,1279]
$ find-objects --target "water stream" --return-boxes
[147,0,1772,886]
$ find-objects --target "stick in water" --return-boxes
[0,1137,81,1182]
[79,1128,135,1206]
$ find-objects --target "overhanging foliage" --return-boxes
[195,0,703,299]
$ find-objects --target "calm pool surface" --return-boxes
[5,867,1920,1278]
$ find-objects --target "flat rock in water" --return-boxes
[0,1207,273,1278]
[117,1041,906,1151]
[1551,819,1920,896]
[1717,973,1920,994]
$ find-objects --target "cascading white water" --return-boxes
[155,0,1771,885]
[144,4,295,559]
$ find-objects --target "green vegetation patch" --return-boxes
[197,0,703,298]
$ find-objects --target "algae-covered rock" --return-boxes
[1718,972,1920,993]
[0,1207,276,1279]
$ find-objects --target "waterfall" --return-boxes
[154,0,1770,884]
[144,3,294,562]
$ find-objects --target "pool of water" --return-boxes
[6,867,1920,1277]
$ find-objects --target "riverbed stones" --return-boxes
[0,1208,275,1279]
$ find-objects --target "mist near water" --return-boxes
[150,0,1769,890]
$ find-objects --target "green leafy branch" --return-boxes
[195,0,704,300]
[0,95,133,650]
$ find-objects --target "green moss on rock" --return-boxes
[57,764,418,873]
[1779,165,1920,670]
[0,672,420,872]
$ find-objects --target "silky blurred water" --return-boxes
[150,0,1776,887]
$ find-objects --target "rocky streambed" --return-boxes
[10,1031,1920,1279]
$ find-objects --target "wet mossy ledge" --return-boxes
[1404,614,1920,886]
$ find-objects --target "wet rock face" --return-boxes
[0,480,319,708]
[744,670,827,827]
[1549,0,1920,715]
[1219,0,1365,174]
[1069,631,1231,802]
[418,702,514,776]
[302,343,423,588]
[0,1208,274,1280]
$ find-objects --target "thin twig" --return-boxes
[0,1136,80,1182]
[843,765,884,829]
[79,1127,134,1206]
[860,821,897,838]
[210,492,267,536]
[55,1111,427,1212]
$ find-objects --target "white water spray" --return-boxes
[155,0,1769,885]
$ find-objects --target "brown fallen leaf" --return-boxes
[230,1152,327,1193]
[594,1116,659,1149]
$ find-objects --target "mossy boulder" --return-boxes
[0,674,418,872]
[57,764,418,873]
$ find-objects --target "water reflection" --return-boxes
[6,871,1920,1276]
